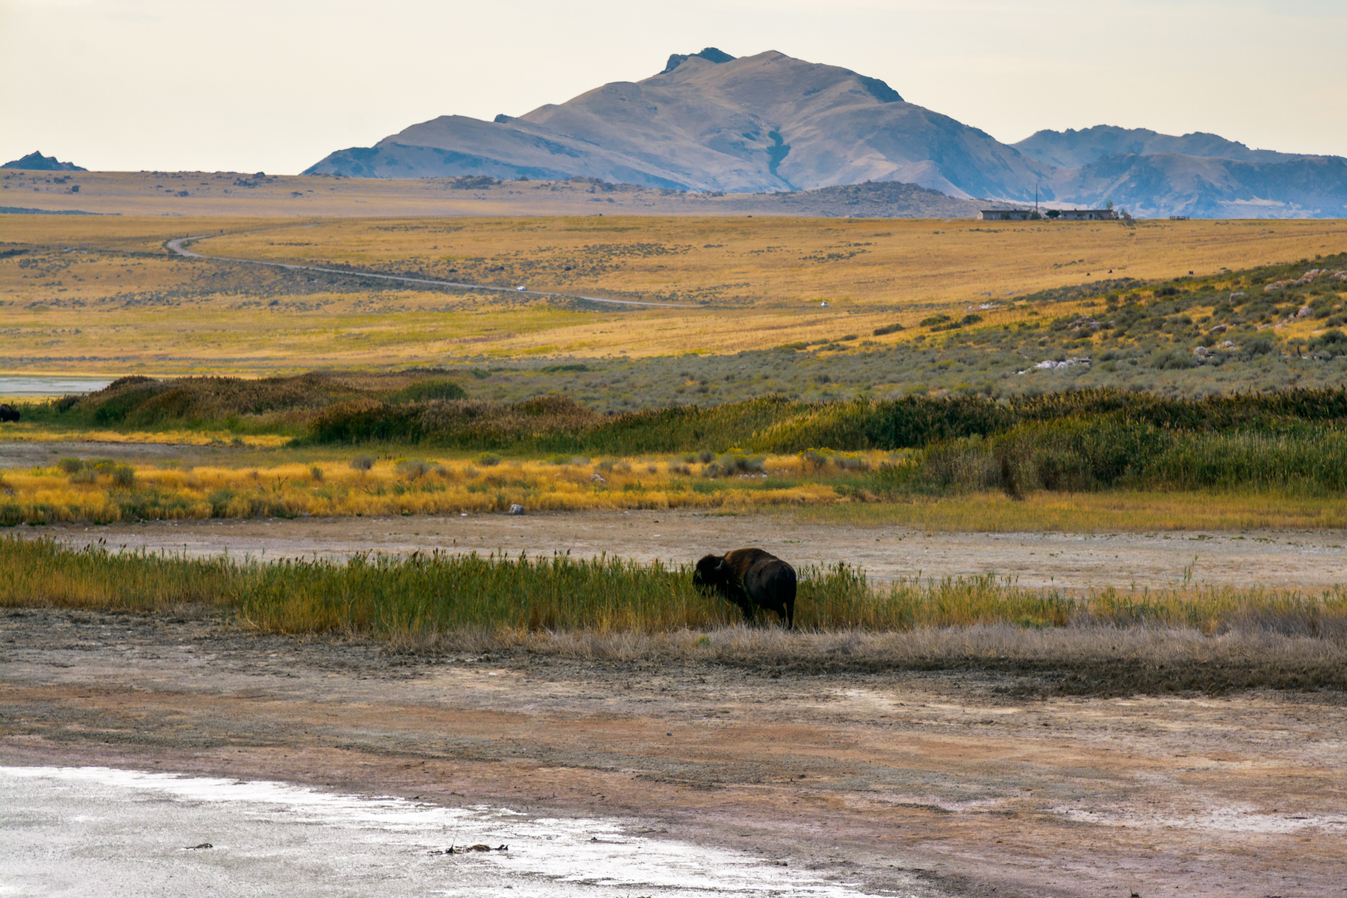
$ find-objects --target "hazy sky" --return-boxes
[2,0,1344,174]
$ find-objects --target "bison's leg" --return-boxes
[725,587,756,623]
[744,563,796,629]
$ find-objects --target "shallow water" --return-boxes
[0,375,113,399]
[0,767,889,898]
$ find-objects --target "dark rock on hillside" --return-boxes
[2,151,86,171]
[662,47,735,74]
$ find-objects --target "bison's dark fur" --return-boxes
[694,548,796,629]
[0,404,19,423]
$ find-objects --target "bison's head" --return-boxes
[693,554,728,590]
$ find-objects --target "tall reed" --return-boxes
[4,537,1343,645]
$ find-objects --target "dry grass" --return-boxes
[5,447,1347,532]
[4,213,1343,375]
[491,623,1347,694]
[0,453,848,524]
[205,216,1347,355]
[4,534,1342,693]
[793,490,1347,532]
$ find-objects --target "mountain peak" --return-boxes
[301,49,1346,217]
[1,151,86,171]
[661,47,736,75]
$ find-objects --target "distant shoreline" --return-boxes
[0,206,107,215]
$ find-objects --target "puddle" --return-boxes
[0,767,893,897]
[1054,803,1347,835]
[0,375,113,399]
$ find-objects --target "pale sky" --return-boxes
[2,0,1344,174]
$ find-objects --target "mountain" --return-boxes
[2,151,86,171]
[1013,126,1306,169]
[1017,126,1347,217]
[1052,152,1347,219]
[306,50,1347,218]
[307,49,1046,201]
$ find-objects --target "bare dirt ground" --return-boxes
[2,605,1345,897]
[22,507,1347,593]
[6,478,1347,894]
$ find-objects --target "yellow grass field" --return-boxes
[4,209,1344,376]
[6,448,1346,532]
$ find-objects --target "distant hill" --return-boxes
[1016,126,1347,217]
[307,49,1046,201]
[305,49,1347,219]
[2,151,86,172]
[1013,126,1307,169]
[1051,152,1347,219]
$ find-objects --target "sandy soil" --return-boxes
[0,439,232,470]
[22,508,1347,593]
[2,605,1345,897]
[6,469,1346,894]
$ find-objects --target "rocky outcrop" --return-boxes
[1,151,86,171]
[661,47,735,75]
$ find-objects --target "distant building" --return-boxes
[979,208,1118,221]
[1056,208,1118,221]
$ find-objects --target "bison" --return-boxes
[694,548,796,629]
[0,404,19,423]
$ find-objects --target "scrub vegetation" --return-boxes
[6,382,1347,526]
[4,536,1344,694]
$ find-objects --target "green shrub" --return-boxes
[385,379,467,404]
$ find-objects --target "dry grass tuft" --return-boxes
[3,535,1342,694]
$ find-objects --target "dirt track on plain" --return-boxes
[3,607,1346,897]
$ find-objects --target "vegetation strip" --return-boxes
[5,537,1343,692]
[7,383,1347,525]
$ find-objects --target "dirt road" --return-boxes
[25,508,1347,593]
[166,233,688,308]
[2,606,1344,897]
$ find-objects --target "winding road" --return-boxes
[165,234,688,308]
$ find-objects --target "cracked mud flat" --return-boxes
[2,766,871,898]
[3,605,1345,897]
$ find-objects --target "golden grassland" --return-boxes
[0,169,792,219]
[4,212,1345,375]
[207,215,1346,305]
[5,448,1346,533]
[0,452,857,523]
[203,216,1347,354]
